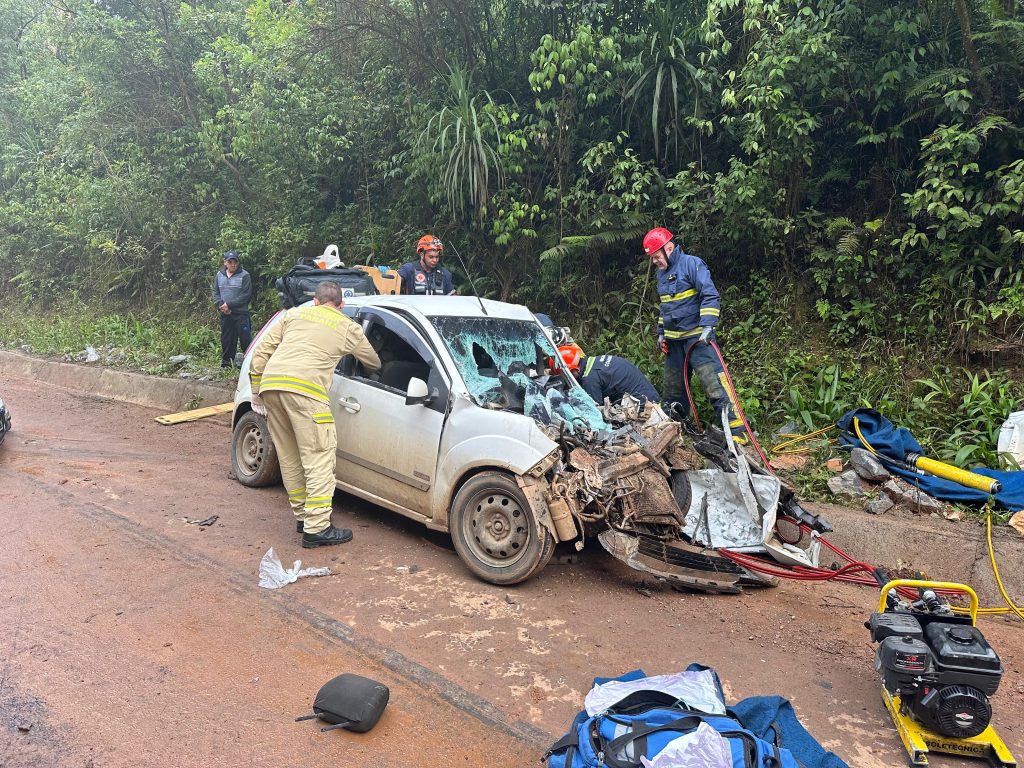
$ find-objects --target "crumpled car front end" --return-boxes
[432,314,746,592]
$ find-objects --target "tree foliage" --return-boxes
[1,0,1022,434]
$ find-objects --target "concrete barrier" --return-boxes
[0,350,235,414]
[811,501,1024,608]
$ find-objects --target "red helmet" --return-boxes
[416,234,443,253]
[642,227,673,256]
[558,344,584,372]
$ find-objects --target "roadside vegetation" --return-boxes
[1,0,1022,478]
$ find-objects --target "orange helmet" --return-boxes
[558,344,584,372]
[416,234,443,253]
[642,227,673,256]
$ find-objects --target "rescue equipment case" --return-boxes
[275,259,377,308]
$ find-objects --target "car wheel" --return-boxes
[450,471,554,586]
[231,409,282,487]
[670,470,692,514]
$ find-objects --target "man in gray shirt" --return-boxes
[212,250,253,368]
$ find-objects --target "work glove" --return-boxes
[251,392,267,417]
[697,326,713,346]
[658,335,668,355]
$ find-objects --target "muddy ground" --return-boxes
[1,372,1021,767]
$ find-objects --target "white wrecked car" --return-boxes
[231,296,748,590]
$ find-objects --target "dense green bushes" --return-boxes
[1,0,1022,465]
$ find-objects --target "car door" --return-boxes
[330,307,449,519]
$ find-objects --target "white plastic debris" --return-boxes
[84,345,100,363]
[258,547,331,589]
[997,411,1024,468]
[640,722,732,768]
[584,670,726,717]
[314,244,342,269]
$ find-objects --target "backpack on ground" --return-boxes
[545,691,801,768]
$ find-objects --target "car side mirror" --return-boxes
[405,377,435,406]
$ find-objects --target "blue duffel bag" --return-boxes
[546,686,803,768]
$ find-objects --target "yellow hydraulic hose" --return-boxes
[852,417,1002,494]
[770,425,836,455]
[908,454,1002,494]
[986,507,1024,622]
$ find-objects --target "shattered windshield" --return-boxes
[430,316,609,434]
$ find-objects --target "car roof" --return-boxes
[344,294,538,322]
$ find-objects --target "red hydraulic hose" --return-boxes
[673,339,932,594]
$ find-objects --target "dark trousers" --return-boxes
[663,332,742,431]
[219,311,252,365]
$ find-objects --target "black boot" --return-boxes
[302,524,353,548]
[295,520,304,533]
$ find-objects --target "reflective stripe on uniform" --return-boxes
[311,412,335,424]
[660,288,697,303]
[304,496,333,509]
[582,357,597,377]
[700,308,720,316]
[288,488,307,499]
[259,376,329,400]
[663,327,704,339]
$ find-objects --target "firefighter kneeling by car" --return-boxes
[642,226,747,443]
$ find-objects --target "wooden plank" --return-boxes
[155,401,234,425]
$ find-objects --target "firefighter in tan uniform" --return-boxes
[248,282,381,547]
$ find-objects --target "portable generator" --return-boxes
[866,579,1016,766]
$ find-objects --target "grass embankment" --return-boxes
[0,298,233,378]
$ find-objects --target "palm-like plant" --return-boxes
[626,0,707,167]
[420,65,503,221]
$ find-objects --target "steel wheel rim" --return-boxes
[463,490,531,569]
[240,423,264,475]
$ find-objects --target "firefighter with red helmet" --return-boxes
[642,227,746,440]
[398,234,456,296]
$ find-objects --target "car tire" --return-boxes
[450,471,554,586]
[669,470,692,514]
[231,409,282,488]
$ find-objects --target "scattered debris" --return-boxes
[866,496,894,515]
[258,547,331,589]
[16,724,31,733]
[295,673,390,733]
[944,509,962,522]
[827,470,869,498]
[168,354,192,365]
[635,585,653,598]
[849,448,890,483]
[770,453,809,471]
[1009,510,1024,537]
[881,478,944,515]
[83,346,100,363]
[826,458,844,473]
[184,515,219,527]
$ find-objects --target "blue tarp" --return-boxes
[836,408,1024,511]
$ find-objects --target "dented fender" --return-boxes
[430,395,558,529]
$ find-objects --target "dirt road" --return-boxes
[1,372,1021,767]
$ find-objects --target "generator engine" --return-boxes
[867,589,1003,739]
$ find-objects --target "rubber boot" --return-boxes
[302,524,354,548]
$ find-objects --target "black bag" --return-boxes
[275,260,377,309]
[296,673,390,733]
